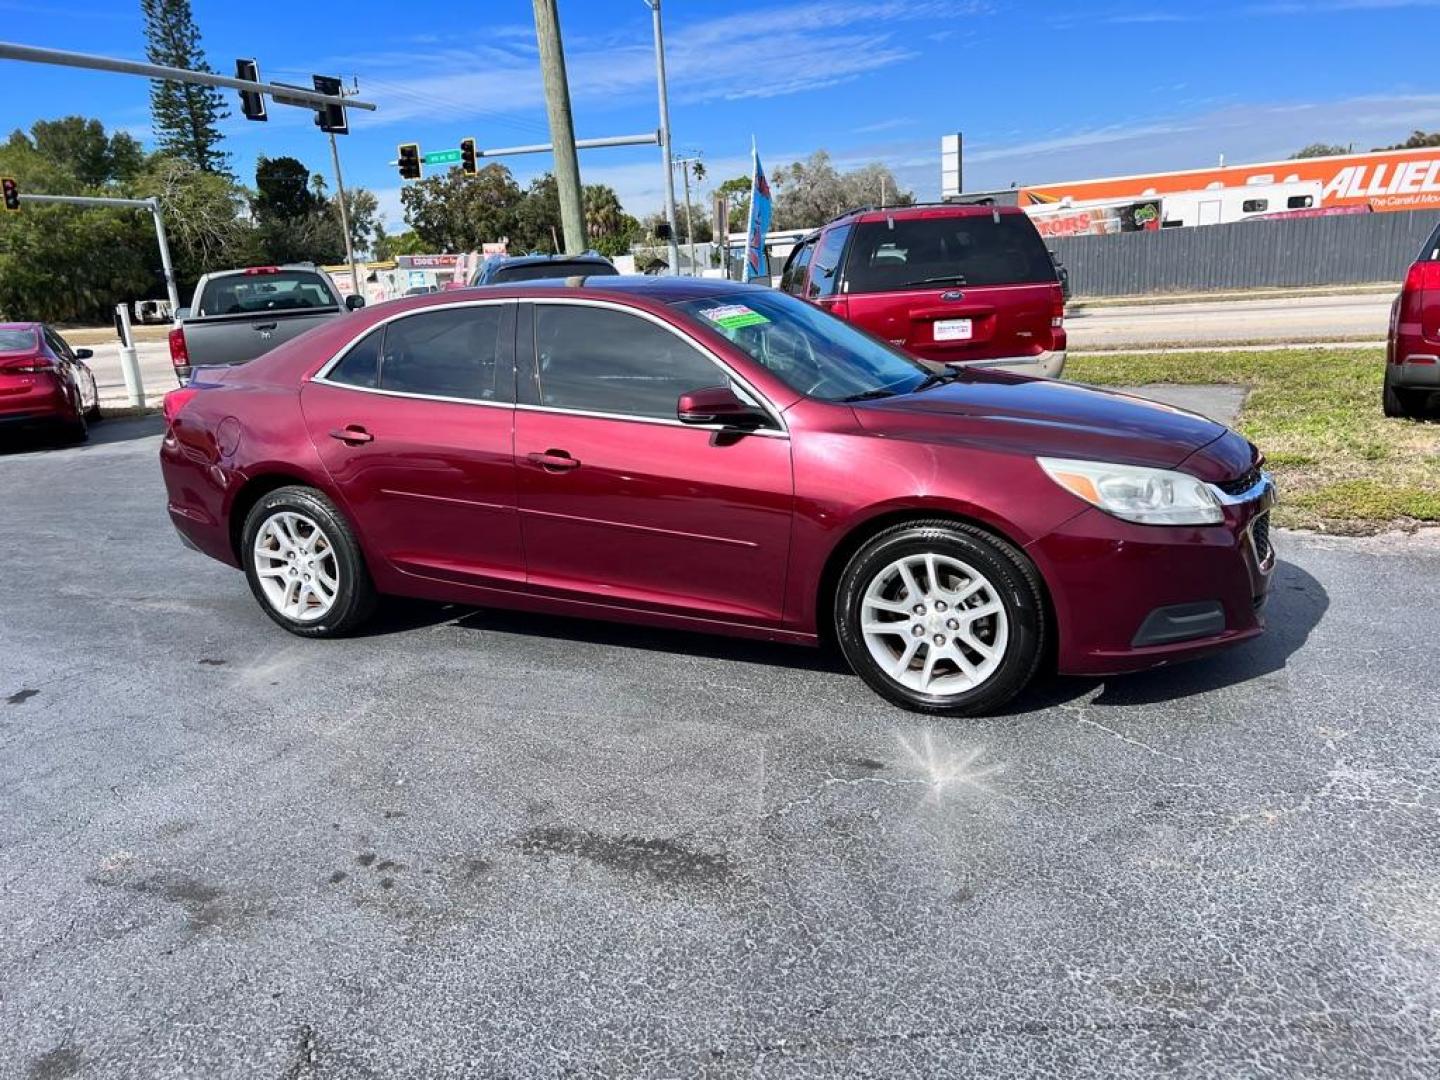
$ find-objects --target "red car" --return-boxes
[778,203,1067,379]
[1384,220,1440,418]
[161,278,1274,715]
[0,321,101,444]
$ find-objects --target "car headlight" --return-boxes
[1037,457,1223,526]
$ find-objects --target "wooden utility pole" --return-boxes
[531,0,586,254]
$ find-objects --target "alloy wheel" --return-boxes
[252,511,341,622]
[859,552,1009,696]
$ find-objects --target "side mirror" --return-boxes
[677,385,766,428]
[74,347,94,360]
[345,294,366,311]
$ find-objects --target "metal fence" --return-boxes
[1050,209,1440,298]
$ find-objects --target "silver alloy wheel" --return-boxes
[859,552,1009,696]
[252,510,340,622]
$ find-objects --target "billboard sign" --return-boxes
[1020,147,1440,214]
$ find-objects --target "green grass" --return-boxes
[1065,348,1440,532]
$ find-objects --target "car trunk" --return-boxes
[837,281,1061,363]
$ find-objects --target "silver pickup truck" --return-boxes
[169,265,365,382]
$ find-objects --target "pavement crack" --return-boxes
[1076,716,1191,764]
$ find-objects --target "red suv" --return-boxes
[1384,221,1440,418]
[778,203,1066,378]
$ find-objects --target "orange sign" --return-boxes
[1020,147,1440,213]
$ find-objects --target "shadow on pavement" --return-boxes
[361,560,1325,701]
[1024,558,1328,711]
[0,413,163,457]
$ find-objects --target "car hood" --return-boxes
[851,372,1249,479]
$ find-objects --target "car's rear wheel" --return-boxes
[834,520,1046,716]
[241,486,376,638]
[1383,367,1432,418]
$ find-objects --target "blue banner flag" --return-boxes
[743,143,773,282]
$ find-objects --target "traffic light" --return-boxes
[398,144,421,181]
[460,137,477,176]
[312,75,348,135]
[234,58,267,122]
[1,177,19,213]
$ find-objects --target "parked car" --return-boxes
[1384,220,1440,418]
[778,203,1067,378]
[469,252,619,286]
[0,322,101,444]
[161,278,1273,716]
[168,265,366,384]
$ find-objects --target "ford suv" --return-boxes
[1384,220,1440,418]
[778,203,1066,378]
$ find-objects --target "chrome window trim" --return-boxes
[526,295,788,434]
[309,295,789,436]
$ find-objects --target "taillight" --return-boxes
[243,266,281,275]
[162,386,199,423]
[168,326,189,367]
[0,355,56,374]
[1051,292,1065,329]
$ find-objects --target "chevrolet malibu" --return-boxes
[161,278,1275,716]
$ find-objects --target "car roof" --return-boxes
[458,274,760,303]
[0,321,42,331]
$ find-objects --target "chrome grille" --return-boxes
[1217,465,1263,497]
[1251,511,1273,564]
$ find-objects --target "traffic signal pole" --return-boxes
[531,0,586,255]
[328,131,361,300]
[643,0,682,275]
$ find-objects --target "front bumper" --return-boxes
[1029,474,1276,676]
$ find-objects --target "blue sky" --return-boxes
[2,0,1439,232]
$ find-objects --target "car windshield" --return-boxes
[844,213,1057,292]
[673,289,934,402]
[0,328,38,353]
[491,261,619,283]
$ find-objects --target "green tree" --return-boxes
[715,175,751,233]
[769,151,913,230]
[252,156,354,265]
[1374,130,1440,151]
[145,156,257,290]
[401,164,523,252]
[371,226,428,261]
[141,0,230,174]
[21,117,146,187]
[1291,143,1350,159]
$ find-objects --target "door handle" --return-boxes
[329,425,374,445]
[254,322,278,331]
[527,449,580,472]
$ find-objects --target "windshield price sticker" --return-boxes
[699,304,771,330]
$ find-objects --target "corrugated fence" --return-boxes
[1050,208,1440,297]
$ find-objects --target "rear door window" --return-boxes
[808,226,851,299]
[844,214,1057,293]
[197,270,338,317]
[491,261,619,283]
[378,306,507,401]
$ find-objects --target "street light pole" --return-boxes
[643,0,682,275]
[532,0,587,255]
[146,198,181,313]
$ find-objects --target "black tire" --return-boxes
[57,409,88,445]
[1383,368,1430,419]
[81,366,102,421]
[834,519,1046,716]
[240,485,377,638]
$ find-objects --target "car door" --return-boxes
[513,299,794,625]
[41,327,80,404]
[301,301,525,590]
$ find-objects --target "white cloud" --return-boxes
[335,0,988,127]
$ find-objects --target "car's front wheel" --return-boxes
[241,486,376,638]
[834,520,1046,716]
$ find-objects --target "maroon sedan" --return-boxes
[161,278,1275,715]
[0,322,101,443]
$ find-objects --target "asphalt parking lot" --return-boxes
[3,418,1439,1079]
